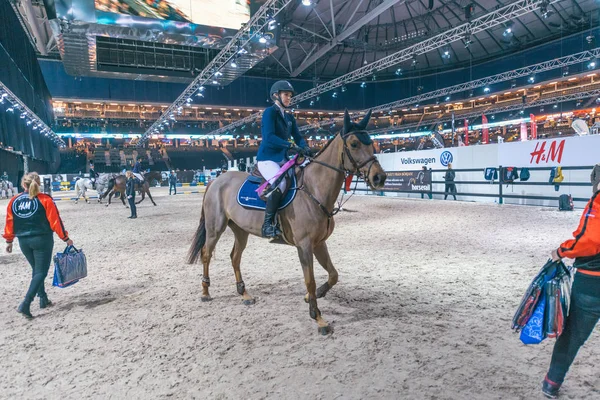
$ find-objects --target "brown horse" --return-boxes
[101,171,162,207]
[187,110,387,334]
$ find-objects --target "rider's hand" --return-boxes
[551,249,561,261]
[66,239,74,247]
[5,243,12,253]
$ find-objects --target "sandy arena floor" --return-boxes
[0,187,599,399]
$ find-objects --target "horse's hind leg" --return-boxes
[312,241,338,299]
[200,212,228,302]
[228,222,254,305]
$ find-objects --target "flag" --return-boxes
[451,112,455,145]
[530,114,537,139]
[464,119,469,146]
[482,115,489,144]
[521,121,528,141]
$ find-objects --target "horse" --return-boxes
[186,110,387,335]
[74,174,114,204]
[100,171,162,207]
[0,180,15,199]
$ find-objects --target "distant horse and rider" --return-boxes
[187,110,387,335]
[74,173,114,204]
[100,170,162,207]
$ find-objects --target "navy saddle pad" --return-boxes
[237,174,297,211]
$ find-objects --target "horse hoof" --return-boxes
[200,296,212,302]
[242,299,255,306]
[318,326,332,335]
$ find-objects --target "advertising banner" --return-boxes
[384,170,431,192]
[498,135,600,167]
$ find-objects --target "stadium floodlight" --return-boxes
[302,0,312,6]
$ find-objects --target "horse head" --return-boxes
[341,109,387,189]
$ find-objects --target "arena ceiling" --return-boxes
[9,0,600,83]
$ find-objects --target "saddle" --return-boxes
[237,166,297,211]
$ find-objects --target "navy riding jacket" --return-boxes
[257,105,307,163]
[126,178,136,198]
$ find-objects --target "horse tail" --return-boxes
[187,181,212,264]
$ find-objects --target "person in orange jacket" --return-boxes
[3,172,73,319]
[542,191,600,398]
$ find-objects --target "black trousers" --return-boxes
[128,196,137,217]
[169,183,177,195]
[444,183,457,200]
[547,273,600,384]
[18,234,54,302]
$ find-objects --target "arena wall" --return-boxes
[373,135,600,208]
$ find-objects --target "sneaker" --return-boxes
[542,376,561,399]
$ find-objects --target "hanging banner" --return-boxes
[464,119,469,146]
[520,121,528,142]
[482,114,489,144]
[451,112,455,145]
[530,114,537,139]
[384,170,432,192]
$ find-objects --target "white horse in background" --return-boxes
[74,174,113,204]
[0,180,15,199]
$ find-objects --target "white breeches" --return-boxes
[257,161,287,192]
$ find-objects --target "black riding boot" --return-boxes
[18,299,33,319]
[261,188,283,238]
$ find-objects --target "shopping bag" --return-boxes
[520,293,547,344]
[512,259,561,331]
[52,245,87,288]
[545,264,572,338]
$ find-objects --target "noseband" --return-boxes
[297,132,380,220]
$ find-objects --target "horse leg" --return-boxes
[146,188,157,206]
[120,193,128,208]
[136,189,145,205]
[228,222,254,305]
[106,191,113,207]
[297,243,331,335]
[313,242,338,299]
[200,214,228,302]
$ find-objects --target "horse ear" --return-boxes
[357,109,372,130]
[343,109,351,134]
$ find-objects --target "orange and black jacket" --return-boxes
[557,192,600,271]
[3,193,69,243]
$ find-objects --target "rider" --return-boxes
[132,157,144,182]
[257,80,312,238]
[89,162,99,190]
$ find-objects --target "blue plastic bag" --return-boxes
[53,245,87,288]
[520,293,547,344]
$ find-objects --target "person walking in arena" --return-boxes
[541,187,600,398]
[257,80,312,238]
[126,171,137,219]
[168,170,177,195]
[3,172,73,319]
[443,163,457,200]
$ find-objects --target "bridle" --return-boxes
[295,131,380,222]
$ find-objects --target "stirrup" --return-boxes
[261,223,281,238]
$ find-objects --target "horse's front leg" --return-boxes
[313,242,338,299]
[297,243,331,335]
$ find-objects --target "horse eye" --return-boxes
[350,142,358,149]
